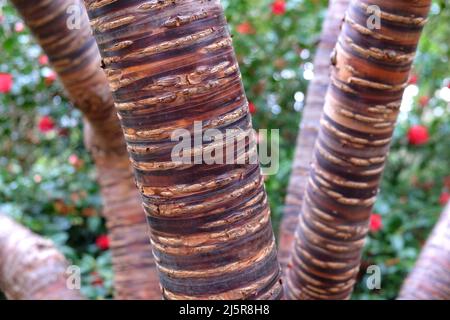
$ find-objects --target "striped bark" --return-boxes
[83,0,282,300]
[279,0,349,272]
[11,0,160,299]
[0,214,83,300]
[285,0,432,300]
[398,205,450,300]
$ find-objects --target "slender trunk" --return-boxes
[11,0,160,299]
[0,214,83,300]
[285,0,432,300]
[279,0,349,272]
[83,0,282,300]
[398,205,450,300]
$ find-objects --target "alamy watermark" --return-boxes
[366,265,382,290]
[366,5,381,30]
[66,4,82,30]
[66,265,81,290]
[170,121,279,176]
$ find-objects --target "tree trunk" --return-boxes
[11,0,160,299]
[279,0,349,272]
[285,0,432,300]
[83,0,282,300]
[398,205,450,300]
[0,214,83,300]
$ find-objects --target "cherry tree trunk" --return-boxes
[11,0,160,299]
[398,205,450,300]
[0,214,83,300]
[279,0,350,272]
[83,0,282,300]
[285,0,432,300]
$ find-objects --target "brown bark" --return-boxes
[279,0,350,272]
[0,214,83,300]
[11,0,160,299]
[285,0,432,300]
[83,0,282,300]
[398,205,450,300]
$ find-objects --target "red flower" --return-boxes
[69,154,84,169]
[69,154,79,166]
[44,71,57,85]
[14,21,25,33]
[248,101,257,114]
[407,125,429,145]
[90,271,104,287]
[38,116,55,133]
[408,73,418,85]
[236,22,255,35]
[369,214,383,233]
[0,73,13,93]
[439,192,450,206]
[96,235,110,250]
[418,96,429,108]
[39,54,49,65]
[271,0,286,15]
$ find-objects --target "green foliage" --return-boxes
[224,0,328,231]
[0,0,449,300]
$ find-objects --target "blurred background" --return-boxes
[0,0,449,299]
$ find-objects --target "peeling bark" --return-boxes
[285,0,432,300]
[83,0,282,300]
[398,205,450,300]
[11,0,160,299]
[279,0,350,273]
[0,214,83,300]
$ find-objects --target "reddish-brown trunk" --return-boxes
[398,205,450,300]
[279,0,350,272]
[285,0,432,299]
[11,0,160,299]
[83,0,282,300]
[0,214,84,300]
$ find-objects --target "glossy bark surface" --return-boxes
[285,0,432,299]
[84,0,282,299]
[11,0,160,299]
[279,0,350,272]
